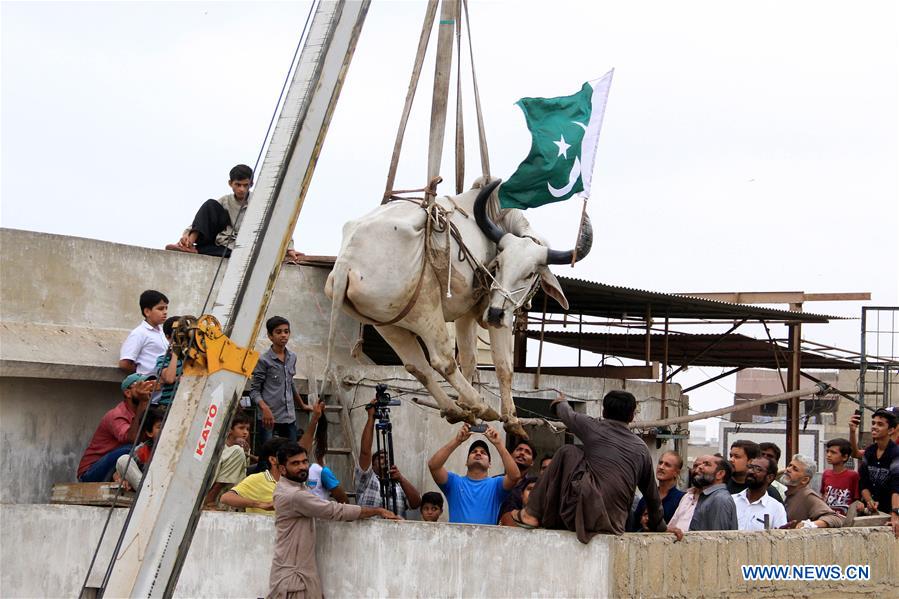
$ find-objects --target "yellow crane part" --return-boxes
[172,314,259,377]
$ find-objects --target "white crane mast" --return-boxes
[101,2,370,596]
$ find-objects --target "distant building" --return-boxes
[730,368,891,454]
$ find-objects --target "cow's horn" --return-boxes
[546,213,594,265]
[473,178,505,244]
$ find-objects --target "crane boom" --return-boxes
[100,2,370,596]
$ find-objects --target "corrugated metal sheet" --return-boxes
[533,276,839,323]
[525,330,859,370]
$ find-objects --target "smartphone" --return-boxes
[854,408,863,416]
[469,423,488,433]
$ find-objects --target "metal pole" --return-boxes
[786,322,801,458]
[661,315,669,417]
[534,294,548,389]
[508,385,829,431]
[512,314,527,370]
[644,305,652,366]
[577,312,582,368]
[859,307,867,422]
[101,3,370,596]
[682,366,746,394]
[665,319,747,381]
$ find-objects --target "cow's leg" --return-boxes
[455,313,479,383]
[374,324,472,423]
[409,314,501,422]
[487,325,528,439]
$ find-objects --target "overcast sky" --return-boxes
[3,1,897,430]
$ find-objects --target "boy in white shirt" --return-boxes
[119,290,169,376]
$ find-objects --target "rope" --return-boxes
[382,1,439,204]
[383,0,491,202]
[384,182,542,318]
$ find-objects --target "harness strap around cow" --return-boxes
[343,249,429,327]
[353,184,490,327]
[363,176,544,328]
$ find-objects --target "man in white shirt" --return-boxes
[119,290,169,375]
[733,456,787,531]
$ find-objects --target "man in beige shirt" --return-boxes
[780,454,842,529]
[268,441,397,599]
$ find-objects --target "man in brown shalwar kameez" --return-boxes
[514,391,682,544]
[267,442,398,599]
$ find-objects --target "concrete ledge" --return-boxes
[1,504,895,598]
[609,527,899,598]
[0,504,612,598]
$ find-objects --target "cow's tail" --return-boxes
[323,260,350,393]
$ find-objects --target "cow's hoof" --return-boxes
[473,404,501,422]
[442,405,474,424]
[504,419,529,440]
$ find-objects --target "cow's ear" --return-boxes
[538,266,569,311]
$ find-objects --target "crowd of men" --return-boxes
[73,165,899,598]
[75,286,899,599]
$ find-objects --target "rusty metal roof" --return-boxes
[525,330,860,370]
[530,276,839,323]
[298,258,839,322]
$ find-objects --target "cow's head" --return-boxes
[474,179,593,328]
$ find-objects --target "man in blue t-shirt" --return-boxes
[428,423,521,525]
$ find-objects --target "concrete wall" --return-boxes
[2,504,896,598]
[0,362,678,507]
[0,228,364,376]
[0,378,118,504]
[1,229,684,505]
[0,228,360,503]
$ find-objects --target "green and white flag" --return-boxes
[499,70,614,210]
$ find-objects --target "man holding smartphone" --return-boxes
[427,423,521,525]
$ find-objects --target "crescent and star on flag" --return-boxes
[547,120,587,198]
[498,72,612,210]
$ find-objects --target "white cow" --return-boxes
[325,178,592,437]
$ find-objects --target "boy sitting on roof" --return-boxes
[166,164,302,263]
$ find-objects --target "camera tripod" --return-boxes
[373,384,401,514]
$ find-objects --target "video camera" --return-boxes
[374,383,401,408]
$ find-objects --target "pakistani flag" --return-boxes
[498,70,614,210]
